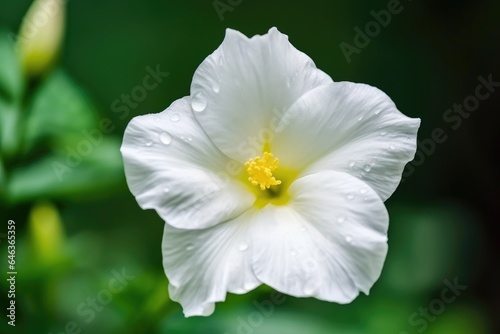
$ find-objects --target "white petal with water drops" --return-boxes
[121,27,419,317]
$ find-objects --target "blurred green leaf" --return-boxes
[6,138,123,203]
[0,32,23,158]
[0,156,5,199]
[24,69,99,151]
[0,31,23,102]
[0,98,22,158]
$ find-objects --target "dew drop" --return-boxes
[380,131,387,136]
[145,140,153,147]
[186,244,194,251]
[345,236,352,243]
[212,81,220,93]
[346,194,354,200]
[374,109,381,115]
[238,242,248,251]
[170,114,180,122]
[389,144,396,150]
[180,136,192,143]
[191,92,208,112]
[358,115,364,121]
[359,188,367,194]
[159,132,172,145]
[163,187,170,193]
[349,161,355,168]
[363,164,371,172]
[337,215,346,223]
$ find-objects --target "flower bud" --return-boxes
[29,201,65,264]
[17,0,66,77]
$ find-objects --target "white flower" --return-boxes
[121,27,420,317]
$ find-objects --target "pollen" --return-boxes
[245,152,282,190]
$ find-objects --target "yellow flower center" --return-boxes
[245,152,282,190]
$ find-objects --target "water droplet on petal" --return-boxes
[145,140,153,147]
[163,187,170,193]
[349,161,355,168]
[180,136,192,143]
[381,131,387,136]
[363,164,371,172]
[346,194,354,200]
[238,242,248,251]
[191,92,208,112]
[186,244,194,251]
[170,114,180,122]
[345,236,352,243]
[374,109,381,115]
[159,132,172,145]
[389,144,396,150]
[337,215,345,223]
[358,115,364,121]
[212,81,220,93]
[359,188,367,194]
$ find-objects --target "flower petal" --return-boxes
[251,171,388,302]
[121,97,254,229]
[162,211,261,317]
[273,82,420,201]
[190,27,333,162]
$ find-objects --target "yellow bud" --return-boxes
[17,0,66,77]
[29,201,65,264]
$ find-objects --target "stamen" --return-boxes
[245,152,282,190]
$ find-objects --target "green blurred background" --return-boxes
[1,0,499,333]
